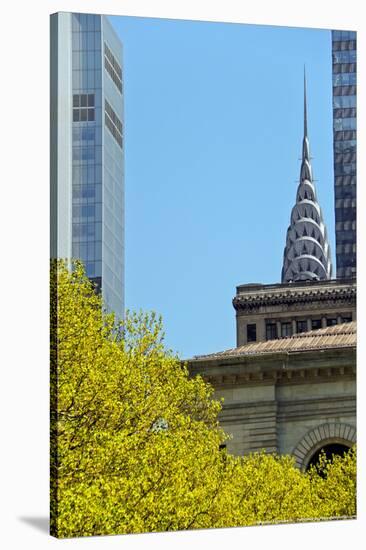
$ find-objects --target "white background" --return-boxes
[0,0,365,548]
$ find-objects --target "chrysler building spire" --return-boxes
[281,72,332,283]
[304,67,308,138]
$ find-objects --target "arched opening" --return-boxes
[306,443,351,472]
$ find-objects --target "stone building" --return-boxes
[188,322,356,470]
[235,278,356,346]
[188,75,356,468]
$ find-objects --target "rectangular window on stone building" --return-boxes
[296,320,307,333]
[327,318,338,326]
[247,323,257,342]
[281,322,292,337]
[266,323,277,340]
[311,319,322,330]
[341,315,352,323]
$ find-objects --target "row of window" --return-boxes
[334,162,356,176]
[73,108,95,122]
[104,57,123,94]
[73,69,103,90]
[72,50,102,71]
[335,175,356,186]
[338,266,356,278]
[105,115,123,148]
[333,62,356,74]
[335,185,356,200]
[333,107,356,119]
[72,93,95,122]
[72,203,102,220]
[334,150,357,163]
[332,30,356,41]
[334,152,356,165]
[335,197,356,208]
[334,130,356,141]
[73,93,95,108]
[72,13,101,33]
[72,222,102,240]
[73,184,102,201]
[262,316,352,341]
[73,165,103,185]
[336,243,356,254]
[335,217,356,231]
[335,220,356,231]
[246,316,353,343]
[104,43,122,79]
[105,100,122,133]
[72,241,102,262]
[73,146,103,163]
[337,254,357,277]
[335,229,356,243]
[333,73,357,86]
[72,127,100,147]
[333,95,356,108]
[334,118,356,131]
[105,100,123,149]
[337,192,356,206]
[334,139,356,153]
[333,85,356,96]
[332,50,356,64]
[104,43,122,94]
[332,39,356,51]
[72,31,101,52]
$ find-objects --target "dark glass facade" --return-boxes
[332,30,357,279]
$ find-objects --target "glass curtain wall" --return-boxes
[332,30,357,279]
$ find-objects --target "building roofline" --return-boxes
[236,277,356,294]
[187,322,356,365]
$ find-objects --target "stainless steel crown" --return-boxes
[281,70,332,283]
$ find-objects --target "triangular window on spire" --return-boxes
[303,225,308,236]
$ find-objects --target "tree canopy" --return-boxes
[50,260,356,538]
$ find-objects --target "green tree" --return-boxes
[50,260,356,538]
[50,260,230,537]
[307,446,356,518]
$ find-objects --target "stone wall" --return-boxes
[189,345,356,469]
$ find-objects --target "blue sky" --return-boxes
[109,15,335,358]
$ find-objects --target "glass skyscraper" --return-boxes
[331,30,357,279]
[50,13,124,318]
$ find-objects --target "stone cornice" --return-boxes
[233,281,356,312]
[197,365,355,389]
[188,347,356,388]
